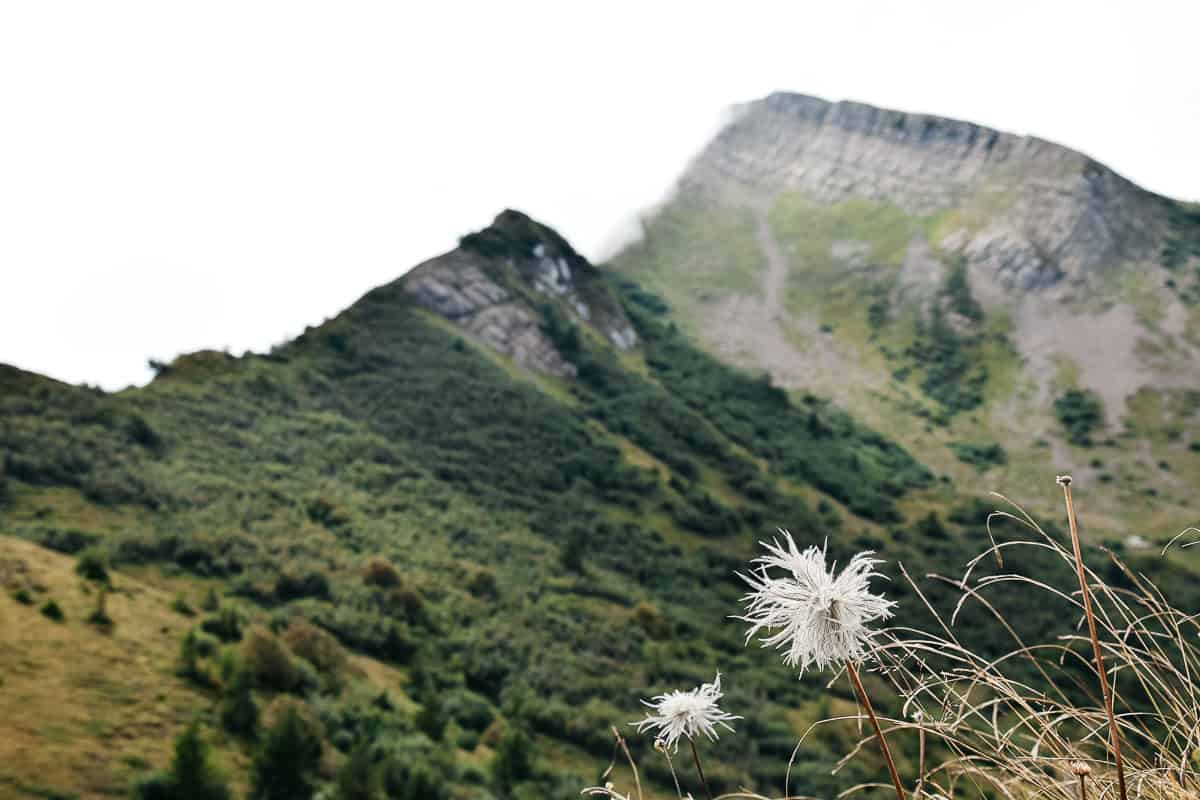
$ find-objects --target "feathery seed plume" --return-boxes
[737,531,895,673]
[631,673,740,752]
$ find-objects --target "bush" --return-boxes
[275,570,331,602]
[281,618,348,686]
[492,726,535,789]
[333,743,381,800]
[75,549,110,583]
[243,627,299,692]
[200,607,243,643]
[220,661,259,738]
[950,440,1008,471]
[133,721,232,800]
[40,599,64,621]
[362,557,401,588]
[170,595,196,616]
[1055,389,1105,446]
[249,704,323,800]
[12,587,34,605]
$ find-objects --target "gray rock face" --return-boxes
[682,92,1170,292]
[404,249,579,377]
[401,211,638,378]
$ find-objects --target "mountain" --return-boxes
[2,95,1199,800]
[610,91,1200,539]
[1,208,947,799]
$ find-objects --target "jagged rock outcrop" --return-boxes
[681,91,1171,291]
[402,210,637,377]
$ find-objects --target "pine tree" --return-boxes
[249,706,322,800]
[133,721,231,800]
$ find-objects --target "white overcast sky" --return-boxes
[2,1,1198,390]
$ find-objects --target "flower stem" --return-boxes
[610,726,643,800]
[688,737,713,800]
[846,661,906,800]
[1059,476,1127,800]
[1077,773,1088,800]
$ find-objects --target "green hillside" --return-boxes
[2,211,1197,799]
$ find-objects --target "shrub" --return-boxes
[492,726,535,789]
[361,557,401,588]
[280,618,348,686]
[220,661,259,738]
[275,570,331,602]
[631,600,671,640]
[466,568,498,598]
[383,762,448,800]
[243,627,299,692]
[133,721,232,800]
[249,704,323,800]
[1055,388,1105,446]
[170,595,196,616]
[950,440,1008,471]
[12,587,33,605]
[200,607,243,643]
[333,743,381,800]
[40,599,64,621]
[75,549,109,583]
[200,588,221,612]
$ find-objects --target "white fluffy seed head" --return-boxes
[631,673,741,752]
[736,531,895,674]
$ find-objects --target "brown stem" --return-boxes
[610,726,643,800]
[659,743,685,800]
[1059,477,1127,800]
[1077,773,1088,800]
[689,737,713,800]
[847,661,906,800]
[914,716,925,799]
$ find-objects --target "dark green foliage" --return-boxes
[620,294,930,522]
[334,743,381,800]
[179,629,215,686]
[133,722,231,800]
[32,527,99,555]
[170,595,196,616]
[220,662,259,738]
[200,607,243,643]
[249,706,323,800]
[867,295,890,332]
[943,255,983,321]
[12,587,34,605]
[383,762,448,800]
[1055,389,1105,446]
[492,726,535,790]
[40,599,64,621]
[75,549,110,584]
[950,440,1008,471]
[907,306,988,414]
[560,525,587,572]
[415,694,447,741]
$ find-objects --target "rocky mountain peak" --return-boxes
[400,210,637,377]
[682,91,1171,293]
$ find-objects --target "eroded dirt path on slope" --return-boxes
[699,204,883,406]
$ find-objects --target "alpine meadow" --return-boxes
[4,90,1200,800]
